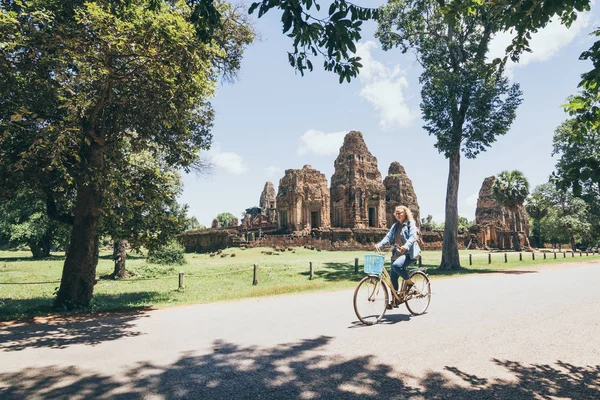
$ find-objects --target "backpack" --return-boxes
[394,221,425,253]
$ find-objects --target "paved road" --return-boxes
[1,262,599,399]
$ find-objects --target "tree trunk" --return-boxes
[440,152,461,269]
[112,239,129,279]
[54,140,104,309]
[513,210,521,251]
[29,241,44,259]
[570,233,576,252]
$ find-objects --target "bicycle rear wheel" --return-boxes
[353,275,389,325]
[405,271,431,316]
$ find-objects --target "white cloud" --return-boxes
[265,166,282,177]
[297,129,347,156]
[356,41,417,130]
[208,144,247,174]
[489,12,592,78]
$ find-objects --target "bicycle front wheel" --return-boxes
[405,271,431,316]
[353,275,389,325]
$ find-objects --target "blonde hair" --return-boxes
[395,205,414,223]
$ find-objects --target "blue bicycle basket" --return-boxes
[364,254,385,275]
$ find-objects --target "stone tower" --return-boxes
[276,165,331,232]
[259,181,277,210]
[475,176,531,249]
[330,131,386,228]
[383,162,421,228]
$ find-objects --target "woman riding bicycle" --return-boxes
[375,205,421,298]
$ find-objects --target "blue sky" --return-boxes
[180,3,600,227]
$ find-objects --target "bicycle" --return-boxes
[353,246,431,325]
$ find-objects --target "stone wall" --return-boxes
[276,165,331,232]
[383,161,421,228]
[179,227,469,253]
[178,229,233,253]
[330,131,386,229]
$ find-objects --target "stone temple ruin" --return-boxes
[179,130,433,253]
[330,131,386,228]
[179,131,530,253]
[384,162,420,228]
[472,176,531,250]
[277,165,331,232]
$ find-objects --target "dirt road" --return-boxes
[1,262,599,399]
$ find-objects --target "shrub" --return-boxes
[147,240,186,265]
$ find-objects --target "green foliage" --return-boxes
[185,216,205,231]
[377,1,523,158]
[532,183,592,249]
[248,0,378,83]
[216,212,236,227]
[129,263,177,278]
[457,216,473,234]
[0,0,254,307]
[492,170,530,210]
[445,1,591,65]
[147,240,187,265]
[0,189,70,257]
[551,119,600,197]
[374,0,522,267]
[420,214,445,231]
[102,143,189,252]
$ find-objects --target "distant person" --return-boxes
[375,205,421,299]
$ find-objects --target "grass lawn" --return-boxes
[1,246,599,321]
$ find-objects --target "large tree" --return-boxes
[533,183,591,251]
[492,170,530,250]
[376,0,522,269]
[0,188,70,257]
[102,144,189,278]
[0,0,253,308]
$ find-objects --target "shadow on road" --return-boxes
[1,336,598,399]
[0,309,148,352]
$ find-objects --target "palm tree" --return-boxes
[492,170,530,250]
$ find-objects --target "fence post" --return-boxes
[504,253,508,263]
[178,272,184,290]
[563,252,566,258]
[519,253,522,261]
[554,252,557,259]
[580,251,582,257]
[488,253,491,264]
[418,256,422,267]
[532,252,535,261]
[355,258,358,274]
[309,262,314,280]
[253,264,258,285]
[543,253,546,260]
[469,254,472,266]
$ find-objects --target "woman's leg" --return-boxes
[391,255,411,292]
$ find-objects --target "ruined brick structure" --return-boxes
[475,176,531,250]
[259,181,278,224]
[276,165,331,232]
[330,131,386,228]
[259,181,277,210]
[383,162,421,228]
[180,131,431,253]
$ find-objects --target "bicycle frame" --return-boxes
[372,267,410,305]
